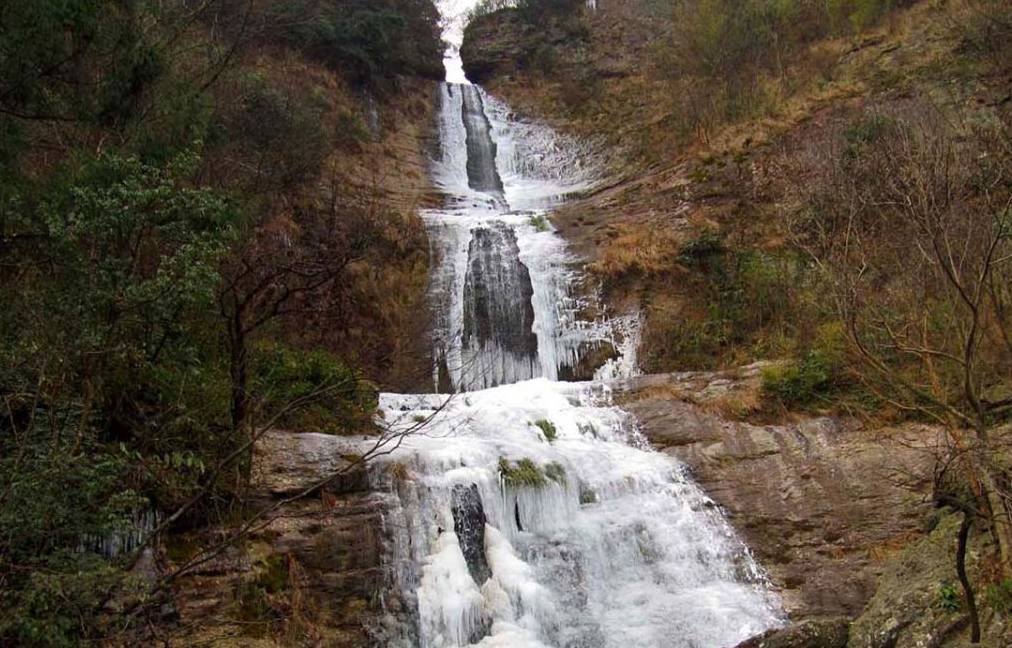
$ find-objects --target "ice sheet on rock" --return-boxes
[426,77,615,391]
[374,380,784,648]
[426,210,618,392]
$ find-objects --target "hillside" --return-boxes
[461,0,1012,645]
[0,1,443,644]
[463,0,1011,385]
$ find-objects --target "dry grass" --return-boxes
[588,220,682,278]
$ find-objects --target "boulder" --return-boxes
[735,618,850,648]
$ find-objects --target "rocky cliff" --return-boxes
[458,2,1012,642]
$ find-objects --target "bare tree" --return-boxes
[785,104,1012,598]
[217,176,378,436]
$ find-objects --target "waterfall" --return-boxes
[368,1,785,645]
[377,383,783,648]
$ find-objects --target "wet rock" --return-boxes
[557,339,618,382]
[169,431,401,648]
[451,484,493,586]
[735,618,850,648]
[621,369,939,620]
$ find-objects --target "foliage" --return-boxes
[222,74,330,191]
[529,213,551,232]
[0,0,441,642]
[534,418,558,442]
[470,0,583,23]
[937,581,963,612]
[761,323,846,408]
[268,0,444,84]
[678,230,725,263]
[499,457,548,488]
[0,556,129,647]
[250,343,378,434]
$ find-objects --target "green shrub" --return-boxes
[529,214,551,232]
[936,580,963,612]
[499,457,547,488]
[0,558,128,647]
[534,418,558,442]
[762,321,845,407]
[250,342,378,434]
[678,231,725,264]
[762,354,832,407]
[269,0,443,84]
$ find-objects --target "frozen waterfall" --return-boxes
[366,1,785,646]
[375,382,783,648]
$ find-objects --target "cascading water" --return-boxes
[368,1,785,646]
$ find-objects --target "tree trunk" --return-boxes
[981,464,1012,578]
[230,327,248,436]
[956,512,981,644]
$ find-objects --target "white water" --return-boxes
[377,382,782,648]
[370,2,785,646]
[426,63,620,392]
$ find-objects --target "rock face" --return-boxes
[168,432,406,647]
[451,483,492,586]
[618,368,940,620]
[734,618,850,648]
[848,512,1012,648]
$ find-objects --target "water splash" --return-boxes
[375,381,784,647]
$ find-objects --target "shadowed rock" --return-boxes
[461,223,539,388]
[461,84,505,199]
[451,484,492,586]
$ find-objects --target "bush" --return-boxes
[534,418,558,442]
[268,0,443,84]
[936,580,963,612]
[499,457,548,488]
[250,343,378,434]
[679,230,726,265]
[529,214,551,232]
[224,74,329,191]
[761,323,846,408]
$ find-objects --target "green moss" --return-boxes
[498,457,547,488]
[529,214,550,232]
[544,462,566,485]
[534,418,557,442]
